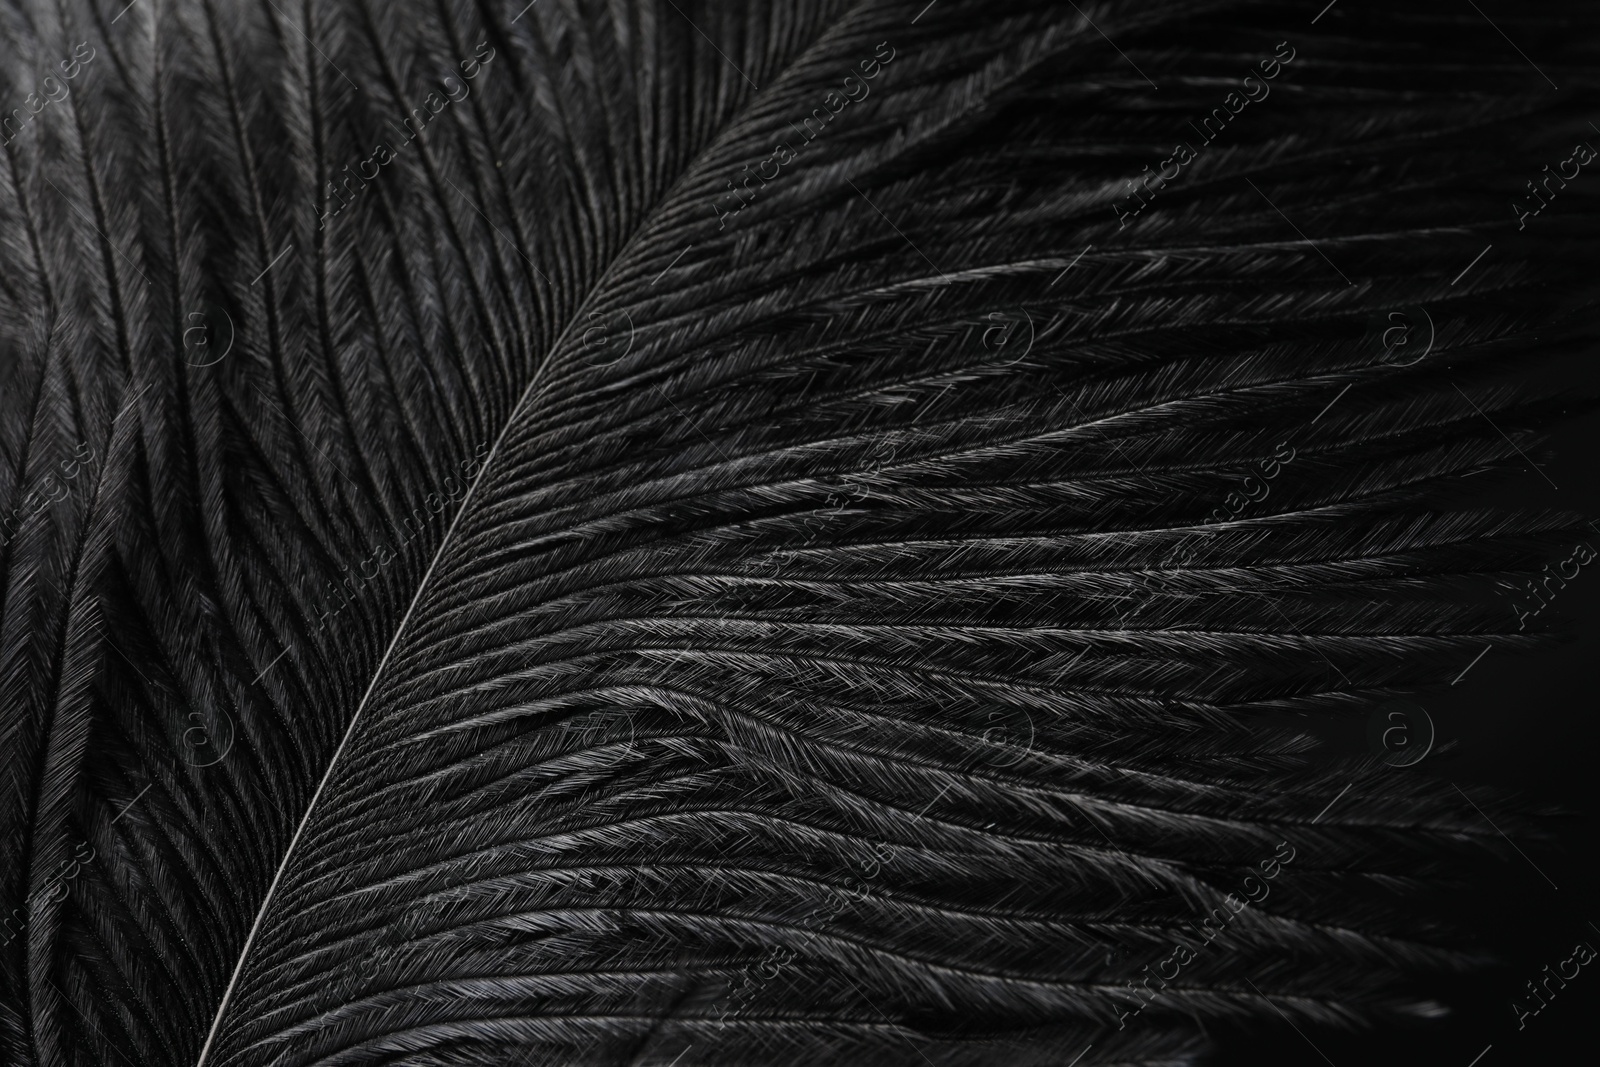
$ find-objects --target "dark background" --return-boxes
[1217,406,1600,1065]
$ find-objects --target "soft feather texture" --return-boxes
[0,1,1596,1065]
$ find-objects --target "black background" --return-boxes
[1217,405,1600,1065]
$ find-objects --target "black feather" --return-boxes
[0,1,1596,1065]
